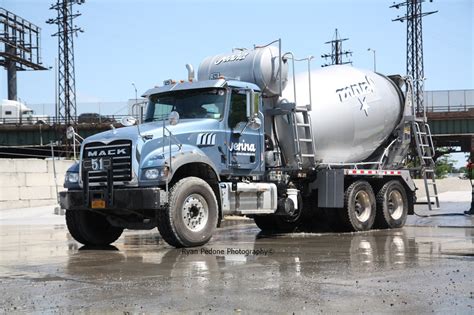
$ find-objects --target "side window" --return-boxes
[228,91,247,129]
[5,111,12,115]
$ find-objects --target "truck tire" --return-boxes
[254,194,305,233]
[157,177,218,248]
[65,210,123,246]
[340,180,376,231]
[374,180,408,229]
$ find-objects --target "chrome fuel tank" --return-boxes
[276,65,403,166]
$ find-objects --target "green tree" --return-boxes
[435,155,456,179]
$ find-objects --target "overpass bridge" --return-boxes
[424,89,474,158]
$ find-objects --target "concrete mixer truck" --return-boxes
[60,41,438,248]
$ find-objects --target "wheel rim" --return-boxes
[387,190,404,220]
[182,194,209,232]
[354,191,372,222]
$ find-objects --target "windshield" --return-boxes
[145,88,226,122]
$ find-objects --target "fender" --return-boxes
[140,144,220,185]
[166,145,221,182]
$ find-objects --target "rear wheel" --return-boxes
[65,210,123,246]
[157,177,218,248]
[339,180,376,231]
[374,180,408,229]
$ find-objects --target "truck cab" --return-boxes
[60,78,277,248]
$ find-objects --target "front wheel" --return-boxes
[157,177,218,248]
[65,210,123,246]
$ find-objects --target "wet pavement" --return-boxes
[0,207,473,314]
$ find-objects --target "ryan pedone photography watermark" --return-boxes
[181,247,275,257]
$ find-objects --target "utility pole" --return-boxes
[47,0,85,126]
[321,29,352,67]
[391,0,437,115]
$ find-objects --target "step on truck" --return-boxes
[59,40,438,248]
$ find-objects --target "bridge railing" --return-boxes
[424,89,474,112]
[426,104,474,112]
[0,115,134,126]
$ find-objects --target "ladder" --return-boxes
[291,106,316,169]
[413,121,440,210]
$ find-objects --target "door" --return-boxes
[226,89,263,174]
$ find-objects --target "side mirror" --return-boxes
[246,90,259,118]
[66,126,75,139]
[248,117,261,130]
[246,90,260,130]
[168,111,180,125]
[120,116,137,127]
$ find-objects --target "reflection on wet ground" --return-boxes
[0,218,473,313]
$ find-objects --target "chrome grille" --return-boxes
[83,140,132,184]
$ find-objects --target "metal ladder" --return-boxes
[413,121,440,210]
[291,106,316,169]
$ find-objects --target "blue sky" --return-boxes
[1,0,472,106]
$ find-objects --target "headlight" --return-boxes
[66,172,79,183]
[144,167,169,180]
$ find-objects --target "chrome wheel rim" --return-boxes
[354,191,371,222]
[388,190,403,220]
[182,194,209,232]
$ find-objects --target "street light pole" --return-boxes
[367,48,376,72]
[131,82,139,122]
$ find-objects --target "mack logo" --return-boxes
[214,52,249,65]
[87,148,127,157]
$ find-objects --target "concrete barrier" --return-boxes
[0,159,75,210]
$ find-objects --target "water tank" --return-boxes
[276,65,404,165]
[197,46,288,96]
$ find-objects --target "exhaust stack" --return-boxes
[186,64,195,81]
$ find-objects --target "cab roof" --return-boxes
[142,79,260,97]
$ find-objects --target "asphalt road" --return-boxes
[0,204,473,314]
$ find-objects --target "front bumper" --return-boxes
[60,187,167,211]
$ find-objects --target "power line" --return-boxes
[321,28,352,67]
[47,0,85,126]
[391,0,438,115]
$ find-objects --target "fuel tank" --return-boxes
[276,65,404,165]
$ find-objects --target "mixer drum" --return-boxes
[276,65,404,166]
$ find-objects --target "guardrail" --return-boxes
[426,105,474,113]
[0,115,134,125]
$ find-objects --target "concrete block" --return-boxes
[0,187,20,201]
[0,173,25,187]
[14,159,47,173]
[20,186,51,200]
[26,173,56,187]
[0,159,16,173]
[28,199,58,207]
[0,200,30,210]
[47,160,75,175]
